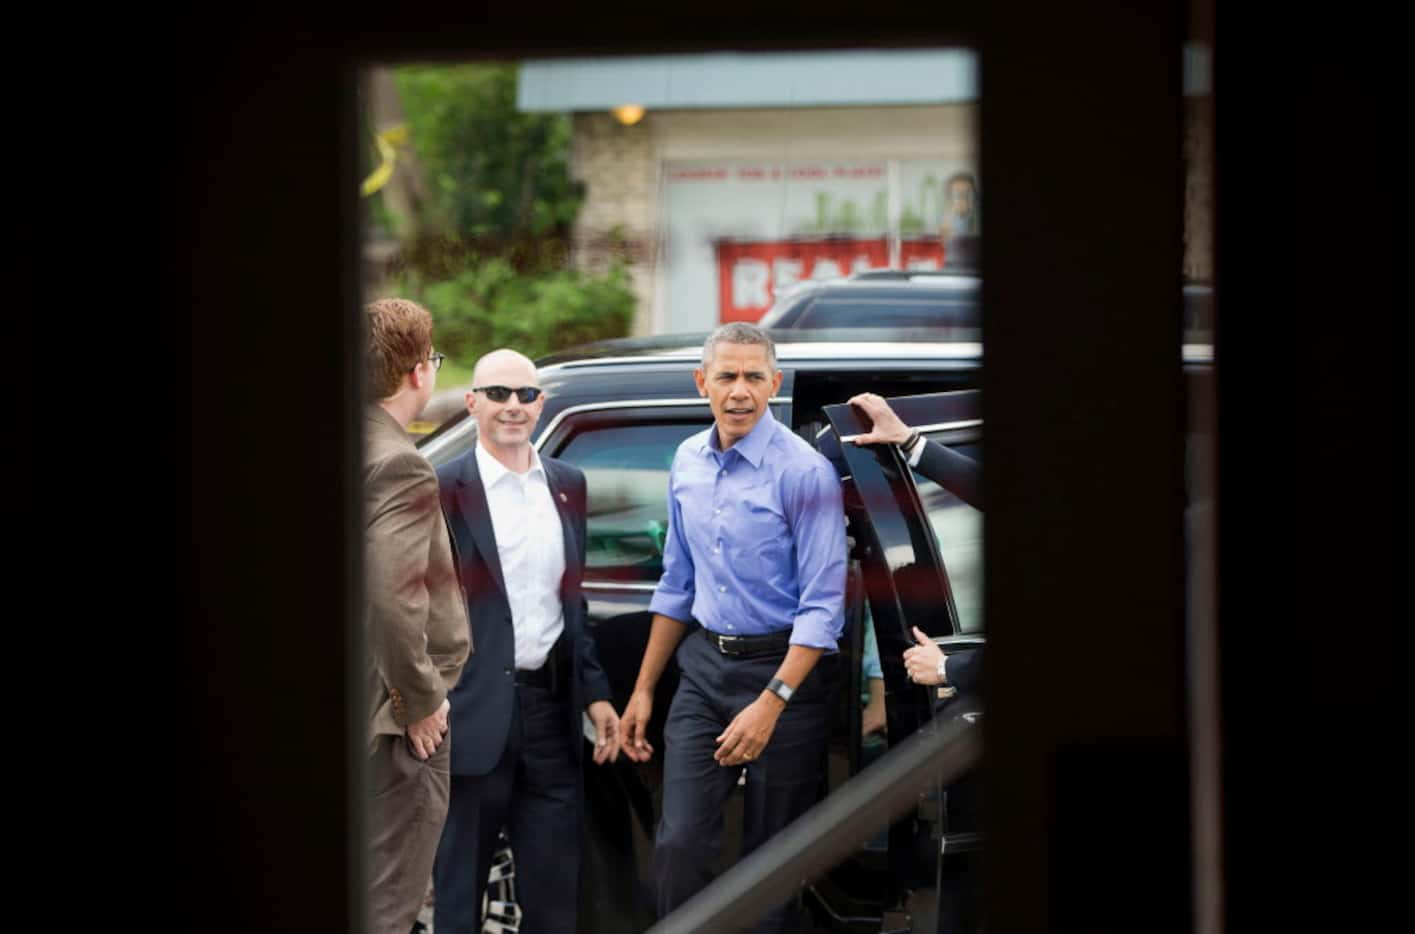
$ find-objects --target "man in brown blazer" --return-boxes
[363,298,472,934]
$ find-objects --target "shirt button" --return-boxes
[718,585,726,593]
[727,623,735,630]
[714,507,721,515]
[713,546,720,555]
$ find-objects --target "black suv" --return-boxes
[755,270,1214,340]
[417,333,1213,932]
[756,271,981,331]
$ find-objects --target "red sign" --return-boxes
[716,238,947,322]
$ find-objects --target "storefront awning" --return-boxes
[517,50,979,112]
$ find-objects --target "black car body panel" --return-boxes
[417,335,1211,932]
[752,269,1212,347]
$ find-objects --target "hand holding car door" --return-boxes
[904,626,950,687]
[847,391,913,445]
[849,391,984,697]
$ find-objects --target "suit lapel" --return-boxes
[456,449,509,601]
[544,460,580,602]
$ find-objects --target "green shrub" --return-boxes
[385,261,635,365]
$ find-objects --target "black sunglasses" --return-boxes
[472,385,543,404]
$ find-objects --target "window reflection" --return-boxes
[555,421,707,581]
[914,439,983,633]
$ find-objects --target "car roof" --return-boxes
[535,326,1212,371]
[774,274,981,302]
[757,271,983,328]
[419,332,1211,457]
[534,330,985,370]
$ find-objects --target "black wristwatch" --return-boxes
[765,677,795,705]
[900,430,923,455]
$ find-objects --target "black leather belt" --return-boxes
[514,665,552,688]
[515,636,566,693]
[704,628,791,659]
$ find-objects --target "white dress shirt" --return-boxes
[476,441,566,671]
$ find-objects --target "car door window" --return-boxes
[554,421,707,583]
[795,296,977,329]
[913,439,983,633]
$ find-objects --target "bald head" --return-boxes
[471,348,537,387]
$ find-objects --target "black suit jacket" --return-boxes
[437,447,612,777]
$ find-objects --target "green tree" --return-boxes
[395,63,582,257]
[366,62,635,365]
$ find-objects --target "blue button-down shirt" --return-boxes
[648,409,847,650]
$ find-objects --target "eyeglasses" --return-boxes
[415,351,446,373]
[472,385,543,404]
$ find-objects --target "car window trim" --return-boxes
[534,396,792,450]
[837,417,981,445]
[1182,342,1213,363]
[584,581,659,593]
[541,342,982,371]
[936,633,985,650]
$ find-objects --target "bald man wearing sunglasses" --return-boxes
[432,349,620,934]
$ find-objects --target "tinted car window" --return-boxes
[793,296,978,329]
[913,439,983,633]
[756,291,812,327]
[556,421,704,583]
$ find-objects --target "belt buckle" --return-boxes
[716,632,743,655]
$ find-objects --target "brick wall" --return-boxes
[571,112,659,336]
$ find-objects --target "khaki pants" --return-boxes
[368,732,451,934]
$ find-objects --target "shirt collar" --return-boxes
[475,438,545,488]
[703,407,776,468]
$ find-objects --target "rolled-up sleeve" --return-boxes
[648,451,696,622]
[784,459,847,649]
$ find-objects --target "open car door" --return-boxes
[819,389,984,931]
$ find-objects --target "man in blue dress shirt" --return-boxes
[619,322,847,932]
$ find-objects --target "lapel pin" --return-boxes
[559,492,568,503]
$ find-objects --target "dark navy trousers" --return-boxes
[434,682,579,934]
[655,628,838,933]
